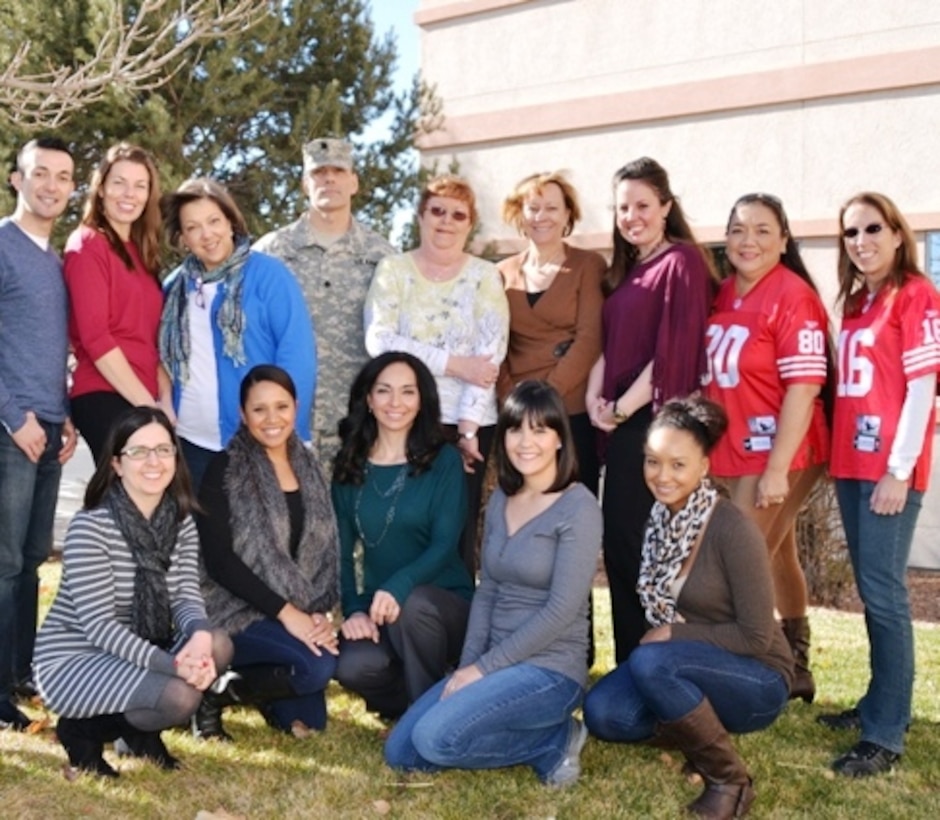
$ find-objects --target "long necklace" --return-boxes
[354,463,409,549]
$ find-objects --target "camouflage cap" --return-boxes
[302,138,354,172]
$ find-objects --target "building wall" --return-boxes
[416,0,940,569]
[416,0,940,260]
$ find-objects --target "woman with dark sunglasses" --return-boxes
[817,193,940,777]
[702,193,832,704]
[364,175,509,575]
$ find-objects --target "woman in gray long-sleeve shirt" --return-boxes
[384,381,602,787]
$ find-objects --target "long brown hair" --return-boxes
[837,192,923,314]
[81,143,162,277]
[604,157,717,295]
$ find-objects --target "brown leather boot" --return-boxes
[781,617,815,703]
[656,699,755,819]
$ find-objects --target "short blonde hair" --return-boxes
[502,171,581,236]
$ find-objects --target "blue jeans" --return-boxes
[179,438,218,493]
[835,479,921,754]
[0,421,62,700]
[583,640,789,742]
[384,663,583,782]
[232,617,337,730]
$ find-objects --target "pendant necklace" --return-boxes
[354,463,409,549]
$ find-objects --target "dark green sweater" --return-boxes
[332,444,473,614]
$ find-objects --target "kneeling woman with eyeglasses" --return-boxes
[34,408,232,777]
[583,397,792,819]
[384,381,602,787]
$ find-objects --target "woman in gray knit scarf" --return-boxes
[193,365,339,739]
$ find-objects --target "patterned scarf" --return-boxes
[105,481,180,648]
[201,426,340,636]
[636,480,719,627]
[159,235,251,384]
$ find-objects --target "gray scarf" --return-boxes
[105,482,179,648]
[202,426,339,635]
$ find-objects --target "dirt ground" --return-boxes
[843,569,940,624]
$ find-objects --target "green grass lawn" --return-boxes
[2,566,938,818]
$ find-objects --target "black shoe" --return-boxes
[0,699,31,731]
[192,690,234,742]
[56,717,120,778]
[817,708,861,731]
[832,741,899,777]
[12,679,39,702]
[120,727,181,770]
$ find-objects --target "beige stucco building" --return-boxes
[416,1,939,274]
[415,0,940,566]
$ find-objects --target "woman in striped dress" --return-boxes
[34,408,232,777]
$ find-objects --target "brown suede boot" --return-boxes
[656,700,755,819]
[781,617,815,704]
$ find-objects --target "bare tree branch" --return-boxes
[0,0,271,128]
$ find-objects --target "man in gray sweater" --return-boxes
[0,137,78,730]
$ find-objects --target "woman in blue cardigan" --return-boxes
[158,178,315,489]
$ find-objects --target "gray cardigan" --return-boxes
[459,483,602,687]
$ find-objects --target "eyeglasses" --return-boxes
[121,444,177,460]
[427,205,470,222]
[842,223,884,240]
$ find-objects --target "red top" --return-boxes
[830,274,940,490]
[704,264,829,477]
[64,226,163,399]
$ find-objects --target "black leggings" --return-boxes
[602,404,654,664]
[70,391,134,465]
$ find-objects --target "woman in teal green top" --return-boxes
[332,351,473,718]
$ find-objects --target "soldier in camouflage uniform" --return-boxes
[255,138,394,468]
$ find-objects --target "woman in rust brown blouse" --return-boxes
[497,172,606,492]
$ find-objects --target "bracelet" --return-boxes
[612,402,629,423]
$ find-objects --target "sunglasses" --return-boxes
[427,205,470,222]
[842,223,884,240]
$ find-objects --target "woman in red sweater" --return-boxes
[65,143,171,462]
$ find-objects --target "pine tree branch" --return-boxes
[0,0,270,127]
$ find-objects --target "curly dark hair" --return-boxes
[332,352,447,486]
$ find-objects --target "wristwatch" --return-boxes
[612,402,629,424]
[460,430,477,440]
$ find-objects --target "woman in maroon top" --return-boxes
[65,143,171,463]
[586,157,716,663]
